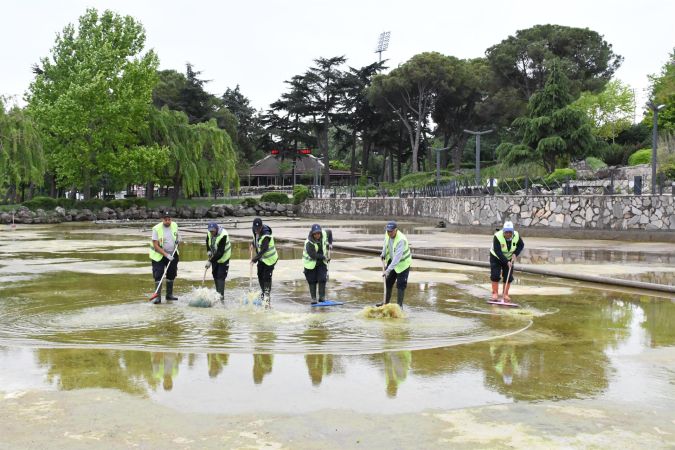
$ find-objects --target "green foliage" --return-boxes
[240,197,258,207]
[22,196,57,209]
[628,148,652,166]
[644,48,675,132]
[292,184,311,204]
[544,168,577,184]
[497,62,596,173]
[0,100,45,202]
[585,156,607,170]
[260,192,289,204]
[659,163,675,180]
[369,52,461,172]
[486,24,623,100]
[329,160,349,171]
[571,80,635,141]
[140,107,239,206]
[27,8,159,197]
[481,162,547,179]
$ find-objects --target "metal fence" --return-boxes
[311,175,675,199]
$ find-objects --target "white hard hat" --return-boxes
[503,221,514,232]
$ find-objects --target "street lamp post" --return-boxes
[463,129,493,186]
[433,147,451,191]
[647,101,666,194]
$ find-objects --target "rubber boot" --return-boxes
[152,281,162,304]
[263,282,271,309]
[396,288,405,308]
[318,282,326,302]
[215,279,225,302]
[503,282,511,302]
[309,283,317,305]
[491,282,499,301]
[376,286,393,307]
[166,280,178,301]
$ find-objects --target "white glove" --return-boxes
[205,261,212,269]
[207,251,213,258]
[166,254,174,262]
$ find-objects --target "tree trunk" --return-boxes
[361,138,370,177]
[452,135,469,171]
[171,162,181,207]
[145,181,154,200]
[321,125,330,189]
[350,130,357,185]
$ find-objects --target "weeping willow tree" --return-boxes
[0,100,45,203]
[142,106,238,205]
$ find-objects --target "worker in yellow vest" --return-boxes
[205,222,231,302]
[302,223,333,304]
[376,221,412,308]
[489,221,524,302]
[148,211,180,304]
[250,217,278,307]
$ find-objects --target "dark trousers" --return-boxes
[212,261,229,280]
[385,265,410,291]
[152,255,179,281]
[490,254,513,282]
[304,263,328,284]
[257,262,275,290]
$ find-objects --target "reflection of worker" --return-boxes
[489,343,520,386]
[151,352,180,391]
[383,351,412,398]
[302,224,333,304]
[305,354,334,386]
[253,353,274,384]
[207,353,229,379]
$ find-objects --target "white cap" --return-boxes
[503,221,514,232]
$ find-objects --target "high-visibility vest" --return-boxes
[303,230,328,270]
[207,228,231,263]
[383,230,412,273]
[149,222,179,261]
[255,233,278,266]
[490,230,520,260]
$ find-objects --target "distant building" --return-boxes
[245,154,354,186]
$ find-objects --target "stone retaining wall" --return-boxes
[300,195,675,231]
[0,202,295,224]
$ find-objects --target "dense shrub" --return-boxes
[292,185,311,204]
[260,192,290,204]
[585,156,607,171]
[628,148,652,166]
[544,168,577,185]
[659,163,675,181]
[78,198,106,210]
[22,196,57,209]
[240,197,258,207]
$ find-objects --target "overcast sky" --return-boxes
[2,0,673,114]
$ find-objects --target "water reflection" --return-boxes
[383,351,411,398]
[207,353,229,378]
[151,352,181,391]
[414,246,675,267]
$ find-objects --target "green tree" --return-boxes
[645,48,675,132]
[142,107,238,206]
[222,85,265,164]
[572,80,635,142]
[496,61,595,173]
[369,52,458,172]
[486,24,623,100]
[27,8,159,198]
[0,100,45,203]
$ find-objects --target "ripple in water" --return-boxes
[0,286,532,355]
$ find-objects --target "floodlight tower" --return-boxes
[375,31,391,63]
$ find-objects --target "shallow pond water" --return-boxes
[0,222,673,416]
